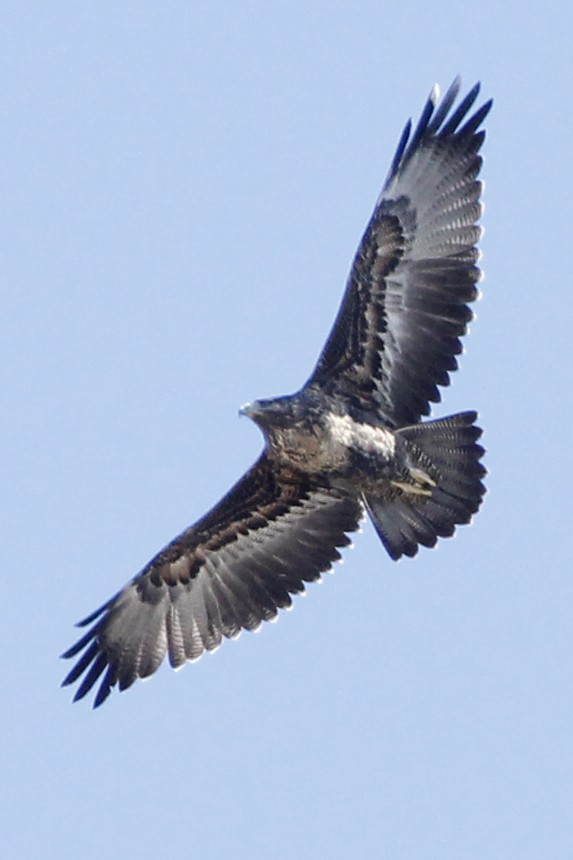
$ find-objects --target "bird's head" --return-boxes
[239,395,301,432]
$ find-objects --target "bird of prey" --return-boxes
[63,78,491,707]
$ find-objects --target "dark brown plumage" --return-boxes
[63,78,491,706]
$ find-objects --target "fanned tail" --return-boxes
[365,411,485,560]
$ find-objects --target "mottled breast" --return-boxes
[269,412,397,478]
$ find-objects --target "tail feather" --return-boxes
[365,411,485,560]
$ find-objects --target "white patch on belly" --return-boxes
[327,413,396,458]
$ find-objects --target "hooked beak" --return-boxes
[239,400,261,419]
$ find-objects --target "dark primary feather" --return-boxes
[309,77,492,428]
[62,456,362,706]
[63,79,490,707]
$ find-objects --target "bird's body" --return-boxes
[63,78,491,706]
[242,394,429,497]
[242,393,396,477]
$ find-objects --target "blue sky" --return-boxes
[4,2,573,858]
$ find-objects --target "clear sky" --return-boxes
[3,2,573,858]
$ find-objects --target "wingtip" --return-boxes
[429,82,441,105]
[92,686,112,708]
[434,76,462,104]
[467,79,481,100]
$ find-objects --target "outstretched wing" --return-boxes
[308,78,492,428]
[62,455,362,707]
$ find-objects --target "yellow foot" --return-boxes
[409,467,436,488]
[390,481,433,497]
[391,467,437,497]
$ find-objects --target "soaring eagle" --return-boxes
[63,78,491,707]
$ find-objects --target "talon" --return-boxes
[391,467,437,497]
[390,481,433,497]
[409,467,436,488]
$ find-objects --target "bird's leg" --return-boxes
[390,466,436,497]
